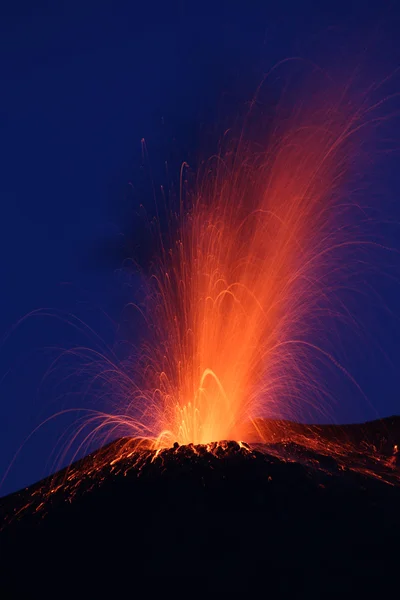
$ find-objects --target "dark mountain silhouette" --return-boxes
[1,417,399,595]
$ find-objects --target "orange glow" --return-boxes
[127,78,371,448]
[3,72,400,526]
[37,71,392,476]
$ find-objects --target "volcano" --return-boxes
[1,417,399,594]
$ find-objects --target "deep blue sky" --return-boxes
[1,0,400,495]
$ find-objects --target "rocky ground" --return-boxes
[1,417,399,595]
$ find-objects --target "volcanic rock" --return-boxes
[1,417,399,595]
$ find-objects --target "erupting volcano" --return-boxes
[67,75,392,456]
[1,72,400,595]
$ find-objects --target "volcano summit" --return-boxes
[1,417,399,594]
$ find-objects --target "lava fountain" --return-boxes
[100,75,383,450]
[3,71,399,514]
[34,69,393,472]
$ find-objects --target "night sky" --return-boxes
[1,0,400,496]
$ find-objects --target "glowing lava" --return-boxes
[2,70,400,525]
[39,73,393,464]
[132,83,373,447]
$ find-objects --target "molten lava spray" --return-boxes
[120,77,374,448]
[3,72,399,513]
[48,71,390,467]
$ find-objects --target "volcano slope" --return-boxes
[1,417,399,594]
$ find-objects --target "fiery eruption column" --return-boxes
[127,83,370,447]
[55,78,381,458]
[3,73,399,511]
